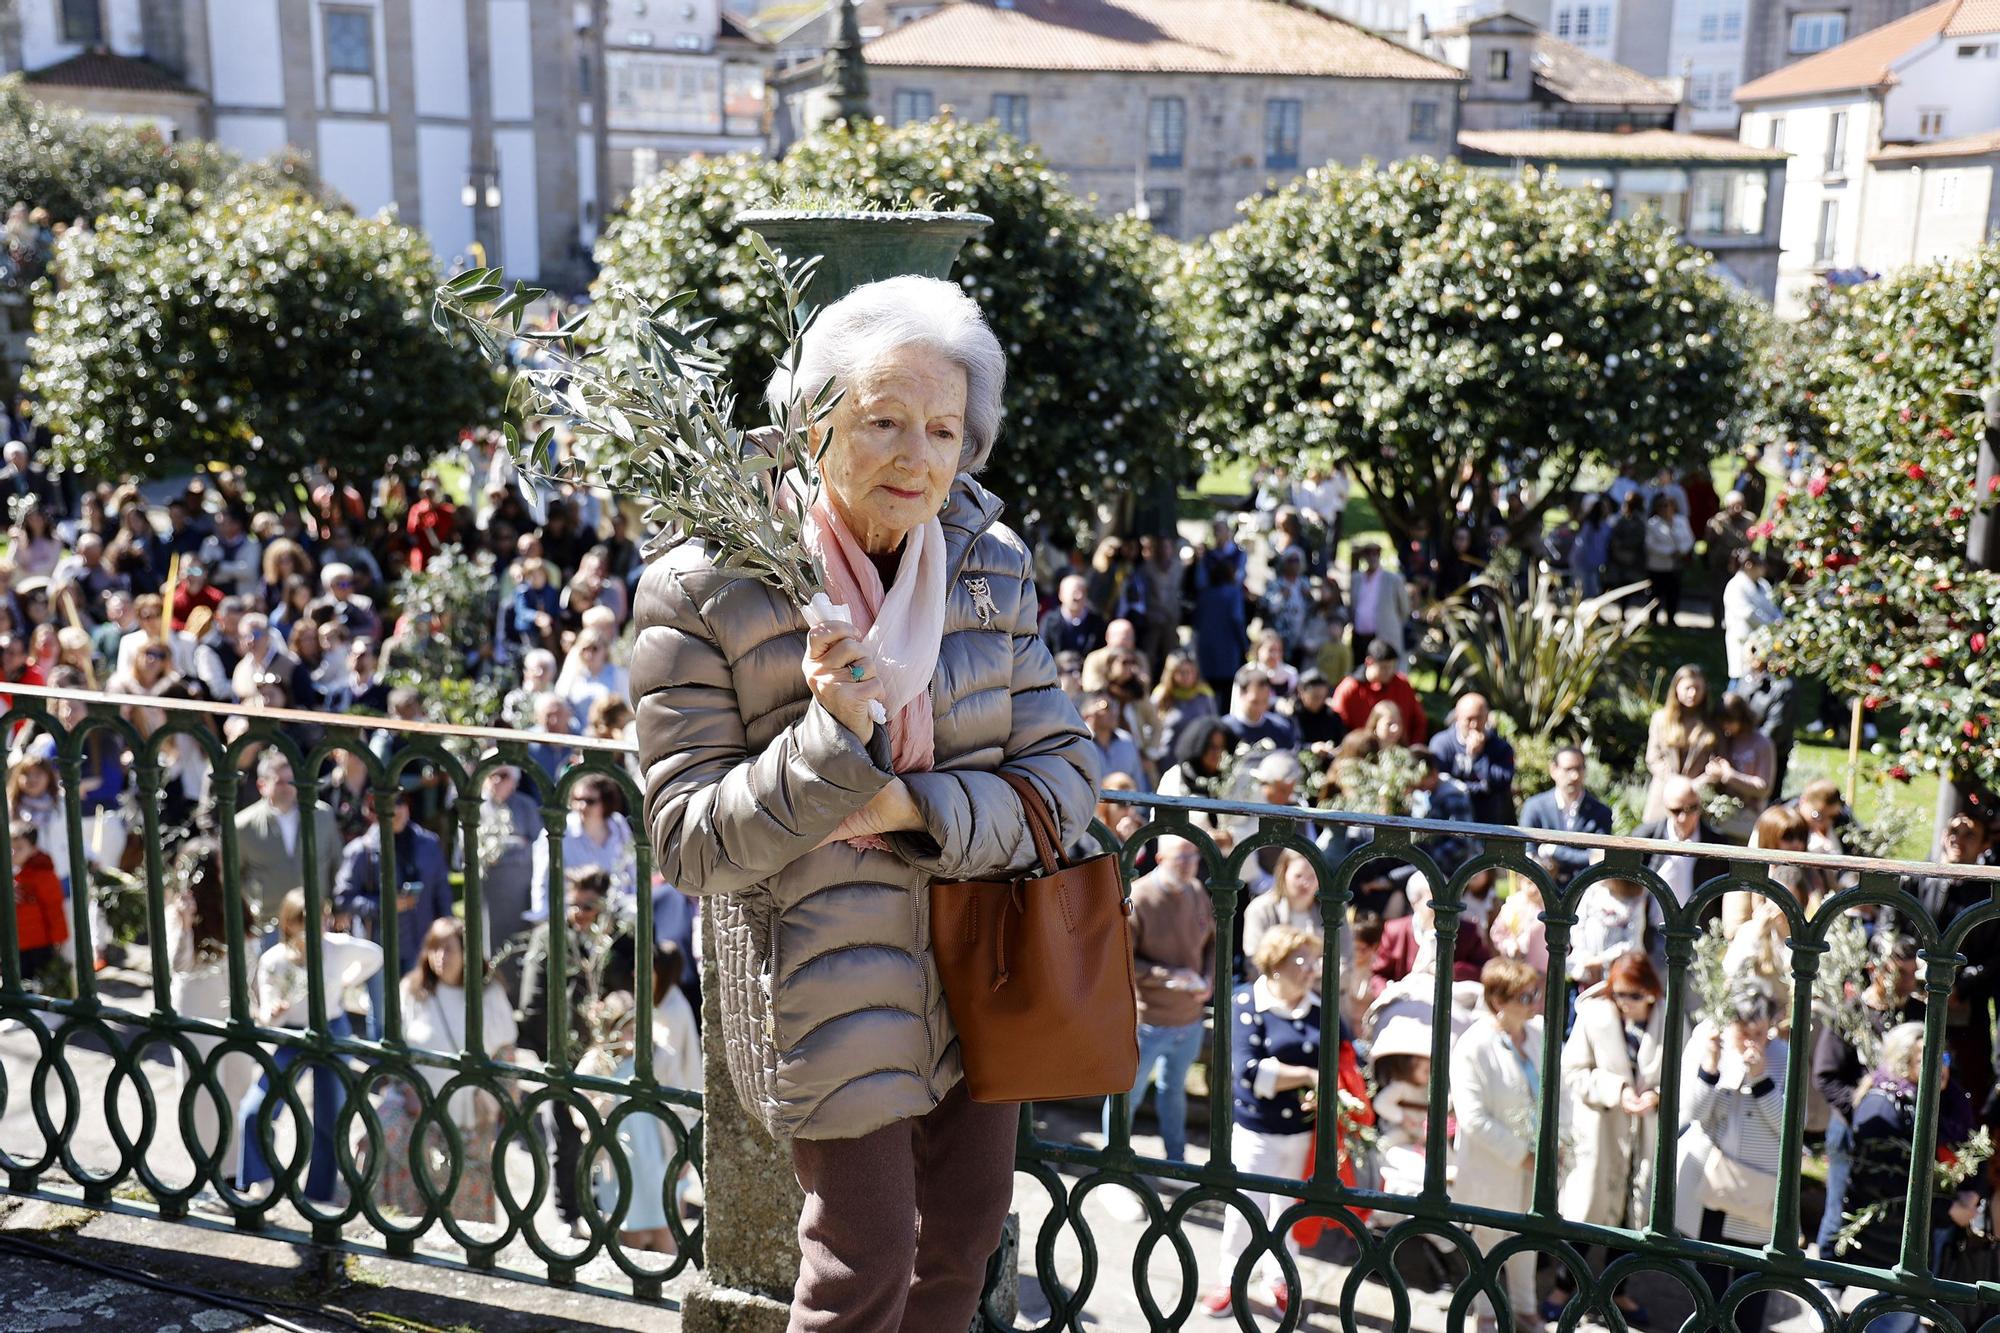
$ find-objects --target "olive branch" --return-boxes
[431,238,842,610]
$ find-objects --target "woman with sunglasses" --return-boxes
[529,771,635,921]
[1452,957,1548,1332]
[1552,952,1666,1326]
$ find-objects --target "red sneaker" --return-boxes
[1201,1288,1233,1318]
[1265,1280,1291,1316]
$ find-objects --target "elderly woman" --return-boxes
[633,275,1099,1331]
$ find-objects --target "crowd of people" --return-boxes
[1,408,1992,1321]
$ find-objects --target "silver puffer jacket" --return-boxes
[633,475,1100,1141]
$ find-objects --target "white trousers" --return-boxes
[1216,1125,1312,1293]
[171,969,257,1183]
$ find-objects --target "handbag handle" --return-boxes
[998,769,1063,876]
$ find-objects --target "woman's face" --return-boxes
[1273,944,1322,996]
[429,933,466,987]
[1172,659,1197,690]
[20,764,50,796]
[1611,984,1656,1022]
[815,344,967,554]
[1676,675,1705,709]
[1282,856,1317,903]
[1201,731,1228,772]
[1257,638,1283,668]
[1373,710,1404,746]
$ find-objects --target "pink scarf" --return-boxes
[804,496,946,849]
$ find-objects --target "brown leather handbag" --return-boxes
[930,770,1140,1103]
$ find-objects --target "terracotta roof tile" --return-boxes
[861,0,1463,79]
[1530,33,1681,106]
[1735,0,1956,102]
[1944,0,2000,34]
[23,51,197,95]
[1457,128,1789,163]
[1872,126,2000,160]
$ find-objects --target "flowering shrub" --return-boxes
[1765,243,2000,790]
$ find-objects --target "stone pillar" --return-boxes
[680,913,799,1333]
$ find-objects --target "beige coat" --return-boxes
[633,476,1099,1142]
[1558,992,1664,1227]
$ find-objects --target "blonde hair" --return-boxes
[1658,664,1717,755]
[1260,848,1317,911]
[1252,924,1321,980]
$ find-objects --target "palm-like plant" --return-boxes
[1439,565,1651,739]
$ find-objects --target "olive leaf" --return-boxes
[433,252,832,609]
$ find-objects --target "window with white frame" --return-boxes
[891,88,934,126]
[324,8,375,76]
[1813,198,1838,263]
[1956,42,1999,58]
[1555,5,1571,36]
[1824,109,1847,174]
[1768,115,1785,148]
[1789,11,1846,54]
[1918,107,1946,137]
[1487,48,1512,79]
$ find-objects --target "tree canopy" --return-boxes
[1172,156,1756,547]
[1765,242,2000,792]
[588,116,1196,532]
[25,184,496,493]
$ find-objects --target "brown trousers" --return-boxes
[786,1080,1016,1332]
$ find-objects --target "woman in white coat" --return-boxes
[1551,952,1665,1326]
[1450,957,1547,1333]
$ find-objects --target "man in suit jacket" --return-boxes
[1037,574,1107,658]
[234,749,341,928]
[1428,692,1517,825]
[1632,776,1729,908]
[1518,746,1614,887]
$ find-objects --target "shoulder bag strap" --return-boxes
[997,769,1063,876]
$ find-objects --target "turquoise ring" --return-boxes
[849,664,867,681]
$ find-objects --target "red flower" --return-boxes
[1907,463,1927,481]
[1864,695,1884,710]
[1807,474,1829,498]
[1889,765,1912,781]
[1940,427,1956,441]
[1990,475,2000,494]
[1972,632,1988,654]
[1826,551,1851,569]
[1747,520,1776,540]
[1965,721,1982,739]
[1923,654,1942,668]
[1866,663,1884,679]
[1950,506,1966,520]
[1899,407,1913,422]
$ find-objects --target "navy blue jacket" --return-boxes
[1518,789,1615,881]
[1428,727,1517,825]
[333,823,453,968]
[1230,982,1322,1136]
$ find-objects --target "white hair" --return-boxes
[766,275,1006,474]
[1879,1021,1926,1080]
[320,562,353,592]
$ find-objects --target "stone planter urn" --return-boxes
[681,205,996,1333]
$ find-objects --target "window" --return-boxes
[60,0,102,44]
[1147,96,1185,168]
[1824,109,1847,174]
[1919,107,1946,137]
[1574,5,1591,37]
[1688,72,1712,109]
[1264,98,1301,170]
[1555,6,1572,36]
[1409,99,1442,142]
[1487,48,1512,79]
[1689,170,1766,235]
[1721,0,1742,39]
[891,88,933,126]
[1789,11,1846,54]
[1768,114,1785,149]
[991,93,1029,140]
[324,9,374,76]
[1142,187,1183,237]
[1813,199,1838,263]
[1958,42,2000,58]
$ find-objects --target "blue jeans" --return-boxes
[1104,1020,1205,1162]
[1816,1115,1853,1256]
[237,1012,354,1202]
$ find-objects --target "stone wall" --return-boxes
[868,67,1460,234]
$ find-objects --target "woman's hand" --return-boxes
[802,621,886,739]
[817,778,924,846]
[1700,1027,1723,1075]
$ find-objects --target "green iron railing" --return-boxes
[3,685,1998,1330]
[0,683,699,1299]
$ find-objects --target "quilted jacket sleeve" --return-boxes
[887,566,1102,881]
[635,563,895,898]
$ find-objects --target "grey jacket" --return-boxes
[633,476,1100,1141]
